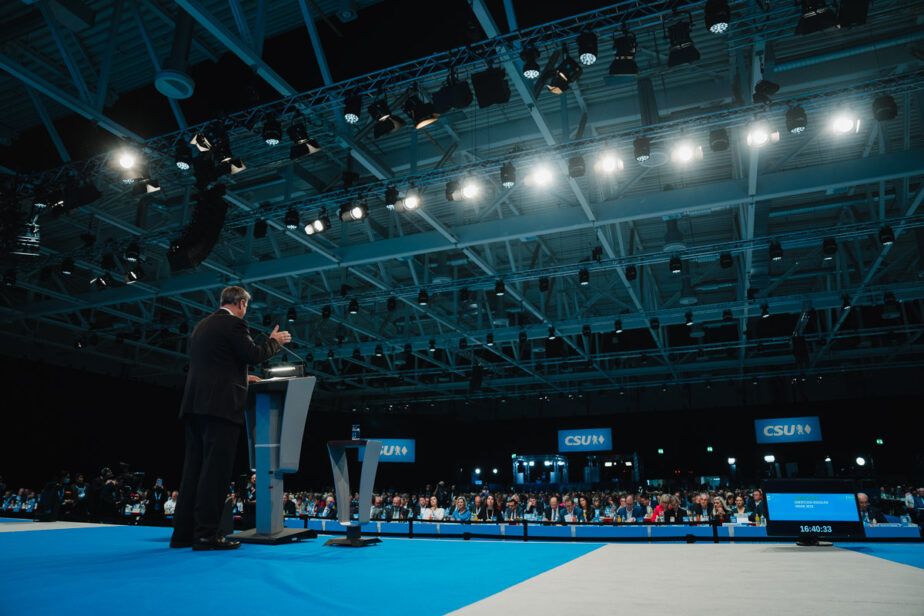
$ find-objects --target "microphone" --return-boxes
[253,329,309,367]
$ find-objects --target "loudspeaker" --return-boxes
[471,68,510,109]
[167,184,228,271]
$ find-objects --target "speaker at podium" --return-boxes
[230,375,317,544]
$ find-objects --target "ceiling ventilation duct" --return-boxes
[156,11,196,99]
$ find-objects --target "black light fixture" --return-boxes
[761,303,770,319]
[495,280,505,296]
[720,253,733,269]
[685,311,694,326]
[795,0,837,35]
[873,95,898,122]
[878,225,894,246]
[262,114,282,146]
[881,292,901,319]
[123,266,145,284]
[387,296,396,312]
[577,30,598,66]
[841,295,852,311]
[403,90,439,129]
[348,298,359,314]
[286,307,297,322]
[704,0,731,34]
[582,324,592,337]
[384,186,399,209]
[343,92,363,124]
[786,106,808,134]
[60,258,74,276]
[90,273,113,289]
[486,333,495,346]
[669,256,682,275]
[445,181,462,202]
[538,277,550,292]
[769,241,783,262]
[633,137,651,162]
[578,268,589,286]
[368,96,391,122]
[709,128,729,152]
[520,46,541,79]
[307,213,332,235]
[568,156,586,178]
[625,265,637,281]
[500,162,516,188]
[322,305,332,319]
[284,209,299,230]
[823,237,837,260]
[429,339,437,352]
[614,319,623,334]
[124,242,141,263]
[470,67,511,108]
[339,201,368,222]
[174,142,192,170]
[547,326,556,340]
[609,29,638,77]
[418,289,429,306]
[666,13,700,68]
[547,45,583,95]
[375,344,384,357]
[723,309,734,322]
[327,349,335,359]
[287,121,322,159]
[752,79,780,105]
[837,0,870,29]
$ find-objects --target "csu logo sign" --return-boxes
[754,417,822,443]
[358,438,415,463]
[558,428,613,452]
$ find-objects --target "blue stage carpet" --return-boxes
[0,525,601,615]
[838,543,924,570]
[0,517,30,523]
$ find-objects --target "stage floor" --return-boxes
[0,522,921,615]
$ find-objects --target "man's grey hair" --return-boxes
[220,285,251,306]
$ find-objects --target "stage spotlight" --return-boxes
[284,209,299,230]
[634,138,651,162]
[761,303,770,319]
[831,110,860,134]
[486,333,495,347]
[368,97,391,122]
[837,0,870,29]
[374,344,384,357]
[685,311,694,326]
[547,47,583,95]
[445,180,462,202]
[704,0,730,34]
[752,79,779,105]
[881,293,901,319]
[855,456,866,466]
[578,268,589,286]
[418,289,429,306]
[528,164,554,187]
[384,186,399,210]
[720,253,733,268]
[311,213,332,233]
[343,92,363,124]
[495,280,505,296]
[287,121,322,158]
[841,295,852,311]
[286,307,297,323]
[764,454,775,463]
[403,93,439,129]
[174,142,192,170]
[520,46,541,79]
[123,266,145,284]
[709,129,729,152]
[625,265,637,281]
[666,15,700,68]
[669,256,682,275]
[500,162,516,188]
[769,241,783,262]
[614,319,623,334]
[118,150,136,169]
[90,273,113,289]
[404,187,421,210]
[595,152,623,174]
[795,0,837,34]
[547,326,556,340]
[262,114,282,146]
[461,176,480,199]
[428,339,436,352]
[60,258,74,276]
[568,156,586,178]
[878,225,894,246]
[873,95,897,122]
[348,298,359,314]
[339,201,368,222]
[671,141,703,164]
[577,30,598,66]
[746,121,780,148]
[823,237,837,260]
[786,106,807,134]
[3,269,15,287]
[609,29,638,77]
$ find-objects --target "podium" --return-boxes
[231,376,317,545]
[325,439,382,547]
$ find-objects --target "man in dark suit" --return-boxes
[383,495,409,521]
[856,492,888,524]
[170,286,289,551]
[748,489,769,522]
[616,494,644,522]
[690,492,713,518]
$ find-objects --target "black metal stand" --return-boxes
[324,525,382,547]
[235,527,317,545]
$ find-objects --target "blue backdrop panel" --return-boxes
[0,526,602,616]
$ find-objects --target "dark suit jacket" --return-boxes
[860,506,887,524]
[383,505,408,520]
[690,503,713,517]
[179,309,281,425]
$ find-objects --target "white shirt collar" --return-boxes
[219,306,235,316]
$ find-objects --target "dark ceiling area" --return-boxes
[0,0,923,417]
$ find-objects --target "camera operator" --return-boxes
[146,478,168,524]
[99,474,123,524]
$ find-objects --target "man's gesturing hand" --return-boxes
[268,324,292,345]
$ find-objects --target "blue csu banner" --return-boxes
[558,428,613,452]
[754,416,822,444]
[358,439,415,463]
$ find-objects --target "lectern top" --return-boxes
[327,439,379,448]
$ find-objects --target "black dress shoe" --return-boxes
[169,540,193,548]
[192,536,241,551]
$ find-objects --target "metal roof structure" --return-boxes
[1,0,923,414]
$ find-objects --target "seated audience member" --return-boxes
[748,489,768,522]
[502,497,521,521]
[616,494,643,522]
[370,496,386,520]
[164,491,178,516]
[478,494,502,522]
[856,492,887,524]
[603,495,617,519]
[732,495,750,520]
[523,495,542,521]
[690,492,712,518]
[469,495,483,519]
[637,494,654,518]
[294,496,305,516]
[712,498,730,524]
[578,496,597,522]
[666,495,687,523]
[318,495,336,519]
[384,495,408,521]
[451,496,471,521]
[546,496,563,523]
[421,495,445,521]
[411,496,428,519]
[282,493,296,516]
[561,497,585,523]
[725,493,736,510]
[914,488,924,519]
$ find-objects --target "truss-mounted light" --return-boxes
[520,45,541,79]
[577,30,598,66]
[787,106,807,134]
[609,29,638,77]
[746,121,780,148]
[671,140,703,164]
[666,13,700,68]
[547,45,583,95]
[831,110,860,135]
[704,0,731,34]
[343,92,363,125]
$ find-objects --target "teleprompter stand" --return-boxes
[230,377,318,545]
[324,439,382,547]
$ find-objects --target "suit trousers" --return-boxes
[172,414,240,542]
